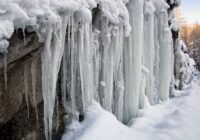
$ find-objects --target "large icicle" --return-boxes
[99,17,114,112]
[69,15,77,117]
[154,0,172,101]
[31,59,39,128]
[123,0,144,123]
[112,24,124,122]
[24,62,30,118]
[3,54,7,92]
[92,29,101,102]
[143,0,156,104]
[153,6,160,102]
[159,26,172,101]
[79,22,94,110]
[41,14,68,140]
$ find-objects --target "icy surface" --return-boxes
[62,81,200,140]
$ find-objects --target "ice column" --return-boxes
[41,15,68,140]
[123,0,144,123]
[31,59,39,128]
[143,0,156,104]
[92,29,101,102]
[159,26,172,101]
[3,55,7,92]
[155,1,172,101]
[112,24,125,122]
[79,22,94,110]
[24,62,30,118]
[99,17,114,112]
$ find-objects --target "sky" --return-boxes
[180,0,200,24]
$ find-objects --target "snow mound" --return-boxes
[62,101,141,140]
[62,82,200,140]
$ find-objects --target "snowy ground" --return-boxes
[62,81,200,140]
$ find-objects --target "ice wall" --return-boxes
[60,6,127,123]
[0,0,189,139]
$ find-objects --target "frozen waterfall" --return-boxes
[0,0,195,140]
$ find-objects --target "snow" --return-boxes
[62,81,200,140]
[0,20,14,53]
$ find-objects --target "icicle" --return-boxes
[92,29,100,102]
[22,28,27,46]
[123,0,144,123]
[159,25,172,100]
[100,17,114,112]
[61,15,71,114]
[139,66,149,109]
[113,61,124,122]
[56,96,59,132]
[155,3,172,101]
[143,0,156,104]
[24,62,30,118]
[79,22,94,111]
[31,59,39,128]
[154,10,160,103]
[3,54,7,93]
[78,22,86,111]
[61,39,67,112]
[112,24,124,122]
[70,15,77,116]
[42,26,53,140]
[42,15,69,140]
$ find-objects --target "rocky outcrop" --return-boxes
[0,30,64,140]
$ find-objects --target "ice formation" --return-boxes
[123,0,144,123]
[0,0,195,139]
[31,59,39,128]
[174,40,195,90]
[24,62,30,118]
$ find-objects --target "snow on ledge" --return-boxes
[0,0,131,54]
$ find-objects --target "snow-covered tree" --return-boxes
[189,24,200,70]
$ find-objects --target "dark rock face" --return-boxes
[0,30,64,140]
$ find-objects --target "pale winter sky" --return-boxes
[180,0,200,24]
